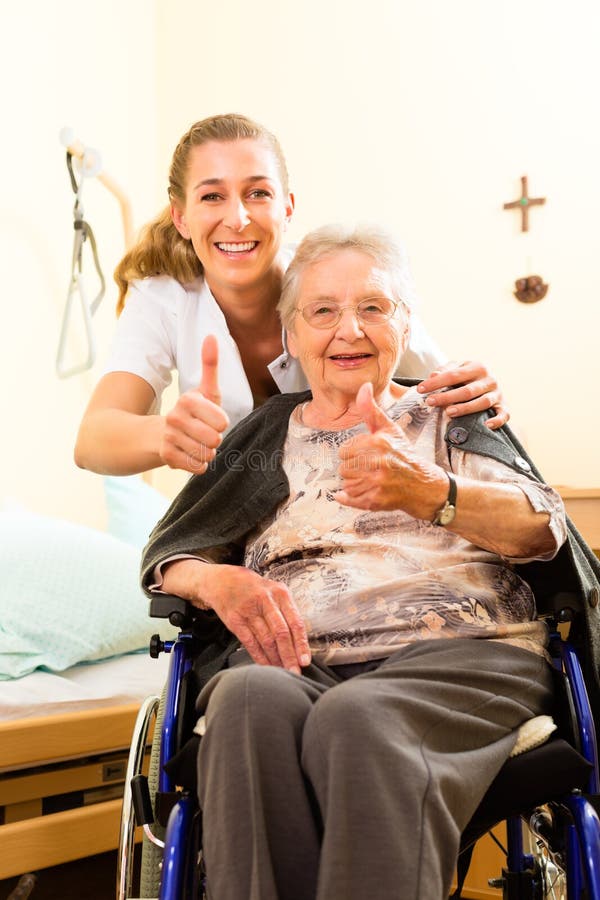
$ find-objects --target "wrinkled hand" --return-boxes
[203,565,311,674]
[417,360,509,430]
[160,335,230,473]
[335,383,447,518]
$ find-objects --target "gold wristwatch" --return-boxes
[432,472,457,526]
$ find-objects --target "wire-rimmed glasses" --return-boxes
[297,297,398,329]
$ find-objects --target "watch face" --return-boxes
[437,503,456,526]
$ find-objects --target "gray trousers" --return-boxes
[196,638,554,900]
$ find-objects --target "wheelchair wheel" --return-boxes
[139,684,168,899]
[117,694,160,900]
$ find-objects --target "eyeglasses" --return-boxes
[296,297,398,329]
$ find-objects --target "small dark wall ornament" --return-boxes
[514,275,549,304]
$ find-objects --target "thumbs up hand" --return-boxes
[198,333,222,406]
[335,382,448,519]
[160,335,230,475]
[356,381,398,435]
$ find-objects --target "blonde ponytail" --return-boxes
[114,207,201,314]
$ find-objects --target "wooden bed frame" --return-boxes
[0,703,148,880]
[555,487,600,553]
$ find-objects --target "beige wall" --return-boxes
[0,0,159,526]
[2,0,598,527]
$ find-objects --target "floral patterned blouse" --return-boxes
[244,387,567,665]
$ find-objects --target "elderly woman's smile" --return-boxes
[286,248,410,422]
[328,351,373,366]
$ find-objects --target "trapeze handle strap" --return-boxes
[60,125,134,249]
[56,129,108,378]
[83,221,106,315]
[55,271,97,379]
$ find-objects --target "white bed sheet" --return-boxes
[0,651,171,721]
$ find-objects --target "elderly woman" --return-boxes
[142,224,566,900]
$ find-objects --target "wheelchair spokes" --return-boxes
[523,812,566,900]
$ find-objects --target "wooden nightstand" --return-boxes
[554,487,600,553]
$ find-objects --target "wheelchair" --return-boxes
[117,538,600,900]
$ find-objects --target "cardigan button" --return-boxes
[514,456,532,473]
[447,426,469,445]
[589,587,599,608]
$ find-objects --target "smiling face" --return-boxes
[171,138,294,302]
[287,249,410,410]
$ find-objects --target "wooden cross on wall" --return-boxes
[503,176,546,232]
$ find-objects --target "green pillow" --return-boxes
[104,475,170,549]
[0,507,177,680]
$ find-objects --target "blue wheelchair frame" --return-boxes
[157,633,196,899]
[494,635,600,899]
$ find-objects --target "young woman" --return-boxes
[74,114,507,476]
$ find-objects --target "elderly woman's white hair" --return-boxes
[277,223,418,330]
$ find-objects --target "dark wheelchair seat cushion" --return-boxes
[460,736,592,850]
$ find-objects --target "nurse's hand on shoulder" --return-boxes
[160,335,230,474]
[417,360,509,430]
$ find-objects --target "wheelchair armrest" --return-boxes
[149,593,196,628]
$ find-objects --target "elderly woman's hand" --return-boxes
[417,360,509,430]
[335,383,449,518]
[209,566,311,674]
[160,335,230,474]
[162,558,311,674]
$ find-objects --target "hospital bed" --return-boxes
[0,488,173,884]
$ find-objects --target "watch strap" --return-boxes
[432,471,457,526]
[445,471,457,507]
